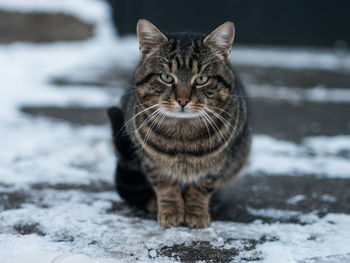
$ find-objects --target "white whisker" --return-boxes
[201,110,227,144]
[205,107,236,139]
[133,108,162,134]
[139,109,164,157]
[211,106,236,120]
[143,109,164,148]
[114,104,159,139]
[199,110,212,150]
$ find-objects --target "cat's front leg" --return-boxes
[144,162,185,227]
[155,181,185,228]
[184,176,216,228]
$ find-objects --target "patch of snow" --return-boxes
[286,195,307,205]
[0,118,114,186]
[248,135,350,178]
[231,46,350,71]
[2,252,95,263]
[247,207,319,224]
[304,136,350,155]
[247,207,298,218]
[247,84,350,103]
[301,253,350,263]
[258,213,350,263]
[2,187,350,263]
[319,194,337,203]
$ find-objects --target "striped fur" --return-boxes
[109,20,251,228]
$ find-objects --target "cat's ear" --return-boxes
[137,19,168,58]
[204,22,235,60]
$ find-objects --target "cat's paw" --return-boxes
[157,205,185,228]
[185,210,210,229]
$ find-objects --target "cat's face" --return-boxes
[134,19,235,120]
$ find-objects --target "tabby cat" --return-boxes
[108,19,251,228]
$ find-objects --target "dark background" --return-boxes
[107,0,350,47]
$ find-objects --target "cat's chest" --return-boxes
[144,148,225,181]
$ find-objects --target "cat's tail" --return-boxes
[107,107,155,208]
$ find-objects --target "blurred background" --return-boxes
[109,0,350,47]
[1,0,350,261]
[1,0,349,139]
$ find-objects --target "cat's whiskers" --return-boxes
[210,105,237,120]
[113,104,159,139]
[205,107,236,139]
[139,110,159,157]
[141,109,166,157]
[199,110,212,150]
[133,108,163,134]
[122,88,138,95]
[154,109,167,133]
[196,115,204,129]
[201,110,227,144]
[200,112,220,143]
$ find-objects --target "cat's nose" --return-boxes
[177,97,190,108]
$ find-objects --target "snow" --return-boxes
[2,190,350,262]
[231,45,350,71]
[1,0,350,262]
[286,195,307,205]
[248,135,350,178]
[0,118,114,186]
[247,85,350,103]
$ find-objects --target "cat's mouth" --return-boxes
[161,105,201,119]
[163,109,200,119]
[158,100,204,119]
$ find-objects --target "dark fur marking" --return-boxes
[135,73,155,86]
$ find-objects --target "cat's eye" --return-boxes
[195,75,209,85]
[160,73,174,84]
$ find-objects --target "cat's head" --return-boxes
[134,19,235,119]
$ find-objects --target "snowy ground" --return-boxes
[1,1,350,262]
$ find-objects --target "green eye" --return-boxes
[160,73,174,84]
[195,75,209,85]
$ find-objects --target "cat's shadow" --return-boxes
[108,174,330,226]
[106,176,267,224]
